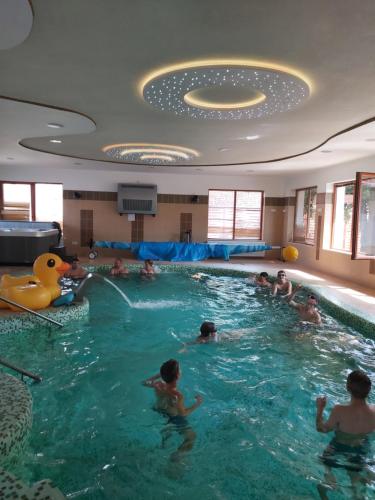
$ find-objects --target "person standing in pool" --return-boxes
[110,258,129,276]
[142,359,203,460]
[254,272,272,288]
[272,270,292,297]
[140,259,155,276]
[316,370,375,498]
[286,284,322,324]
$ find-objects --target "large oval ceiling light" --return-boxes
[102,143,200,165]
[140,58,312,120]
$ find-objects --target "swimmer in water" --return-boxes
[254,272,272,288]
[179,321,218,352]
[272,270,292,297]
[316,370,375,499]
[110,258,129,276]
[142,359,203,460]
[287,284,322,324]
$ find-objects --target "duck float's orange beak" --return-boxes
[56,262,71,275]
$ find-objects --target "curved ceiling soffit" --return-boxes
[0,0,33,50]
[7,94,375,168]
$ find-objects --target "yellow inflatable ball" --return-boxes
[282,245,299,262]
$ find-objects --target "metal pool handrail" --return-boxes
[0,356,42,382]
[0,296,63,327]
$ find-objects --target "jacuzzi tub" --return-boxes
[0,221,59,264]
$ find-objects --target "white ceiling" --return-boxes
[1,0,375,175]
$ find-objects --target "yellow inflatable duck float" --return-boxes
[0,253,70,311]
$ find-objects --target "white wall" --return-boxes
[283,155,375,194]
[0,164,287,196]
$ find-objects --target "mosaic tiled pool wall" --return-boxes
[91,264,375,336]
[0,468,65,499]
[0,298,89,335]
[0,373,32,462]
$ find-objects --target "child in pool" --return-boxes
[287,284,322,325]
[272,270,292,297]
[110,258,129,276]
[142,359,203,460]
[179,322,218,352]
[140,259,155,276]
[254,272,272,288]
[316,370,375,497]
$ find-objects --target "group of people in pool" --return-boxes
[255,269,322,324]
[142,270,374,495]
[64,257,157,279]
[143,357,375,491]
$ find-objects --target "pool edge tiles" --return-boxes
[0,373,32,461]
[0,298,90,335]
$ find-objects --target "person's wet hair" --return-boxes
[260,272,269,278]
[160,359,179,383]
[145,259,153,266]
[200,321,217,338]
[308,294,318,304]
[277,270,286,277]
[347,370,371,399]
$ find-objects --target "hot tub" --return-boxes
[0,221,60,264]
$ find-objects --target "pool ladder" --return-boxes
[0,296,63,327]
[0,356,42,383]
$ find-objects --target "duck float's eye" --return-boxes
[47,258,56,268]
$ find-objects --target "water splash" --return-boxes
[100,277,133,307]
[132,300,185,309]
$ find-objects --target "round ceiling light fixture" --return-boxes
[140,58,312,120]
[102,143,200,165]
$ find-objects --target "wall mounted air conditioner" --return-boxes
[117,184,157,215]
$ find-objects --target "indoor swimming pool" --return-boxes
[1,268,374,499]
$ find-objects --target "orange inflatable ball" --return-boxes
[282,245,299,262]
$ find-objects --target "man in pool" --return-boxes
[64,258,87,279]
[286,284,322,324]
[254,272,272,288]
[142,359,203,460]
[110,258,129,276]
[316,370,375,498]
[272,270,292,297]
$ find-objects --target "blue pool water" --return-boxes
[1,269,374,499]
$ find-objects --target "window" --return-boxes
[208,189,263,240]
[331,182,355,252]
[352,172,375,259]
[2,183,31,220]
[293,186,317,244]
[0,182,63,223]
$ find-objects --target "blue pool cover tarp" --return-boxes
[94,241,272,261]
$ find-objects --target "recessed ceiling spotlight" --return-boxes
[74,161,82,165]
[246,169,255,173]
[320,150,332,153]
[140,58,312,120]
[195,168,202,171]
[245,135,260,140]
[102,143,200,165]
[218,147,230,152]
[47,123,63,129]
[50,139,62,144]
[6,157,14,160]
